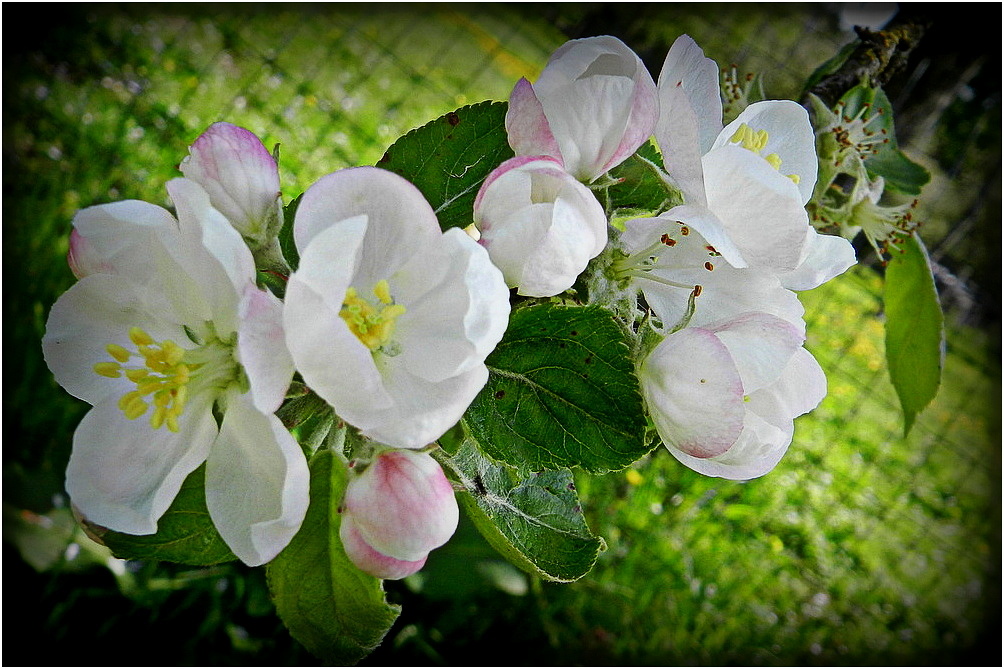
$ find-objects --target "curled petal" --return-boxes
[339,514,427,580]
[205,391,309,566]
[238,285,295,414]
[778,227,857,291]
[641,327,746,458]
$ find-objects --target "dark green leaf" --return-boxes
[100,464,237,566]
[465,304,650,473]
[266,450,400,665]
[884,233,945,435]
[376,100,514,231]
[442,439,603,582]
[839,85,930,195]
[278,193,302,272]
[605,140,682,214]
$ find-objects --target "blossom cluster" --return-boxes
[476,34,855,479]
[42,32,855,580]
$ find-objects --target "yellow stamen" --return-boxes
[129,327,154,347]
[106,343,131,363]
[94,362,122,378]
[340,281,407,352]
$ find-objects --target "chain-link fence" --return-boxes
[4,3,999,665]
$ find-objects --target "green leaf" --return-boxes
[884,233,945,435]
[441,439,603,582]
[376,100,514,231]
[839,84,930,195]
[465,303,651,473]
[266,450,400,665]
[604,140,682,214]
[100,464,237,566]
[278,192,302,272]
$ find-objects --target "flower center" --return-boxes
[340,279,406,353]
[728,123,800,184]
[610,222,717,297]
[93,325,239,432]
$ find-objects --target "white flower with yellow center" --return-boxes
[654,34,854,285]
[283,167,511,449]
[42,178,308,567]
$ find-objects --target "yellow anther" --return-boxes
[125,368,149,383]
[106,344,131,363]
[165,412,180,433]
[129,327,154,347]
[123,395,148,420]
[788,173,801,185]
[340,281,407,352]
[765,153,782,170]
[150,406,166,430]
[373,279,393,305]
[94,362,122,378]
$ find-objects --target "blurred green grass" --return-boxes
[4,4,999,666]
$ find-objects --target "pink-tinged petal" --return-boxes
[701,146,809,272]
[473,154,562,220]
[706,312,805,393]
[343,449,458,562]
[179,121,283,240]
[238,285,295,414]
[668,410,790,481]
[65,398,218,535]
[599,55,659,175]
[717,100,817,204]
[778,228,857,291]
[205,391,309,566]
[655,35,724,205]
[293,167,440,284]
[339,514,427,580]
[67,229,113,278]
[505,78,563,164]
[641,327,745,458]
[42,273,189,407]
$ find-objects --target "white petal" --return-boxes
[641,327,745,458]
[717,100,817,204]
[42,274,189,406]
[701,146,809,272]
[655,34,724,204]
[205,391,310,566]
[394,228,510,382]
[660,204,748,269]
[706,312,805,393]
[293,167,440,283]
[778,227,857,291]
[65,399,217,535]
[748,347,827,429]
[238,285,295,414]
[361,363,490,450]
[70,200,180,281]
[284,220,395,419]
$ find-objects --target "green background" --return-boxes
[4,4,999,665]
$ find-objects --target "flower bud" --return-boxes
[506,35,658,183]
[339,448,459,580]
[473,156,607,297]
[179,121,283,249]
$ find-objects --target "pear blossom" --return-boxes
[506,35,659,183]
[473,155,608,297]
[283,166,510,449]
[42,178,308,566]
[640,312,826,480]
[179,121,284,256]
[339,448,459,580]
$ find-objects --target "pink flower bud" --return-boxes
[179,122,282,245]
[339,449,458,580]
